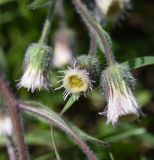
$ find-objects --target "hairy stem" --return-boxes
[6,135,16,160]
[0,76,28,160]
[89,29,97,55]
[39,0,57,44]
[19,104,97,160]
[56,0,65,27]
[72,0,115,65]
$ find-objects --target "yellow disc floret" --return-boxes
[63,68,90,94]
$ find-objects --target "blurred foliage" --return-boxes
[0,0,154,160]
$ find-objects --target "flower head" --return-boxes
[58,67,92,100]
[56,55,100,100]
[99,64,141,126]
[95,0,130,22]
[53,28,74,68]
[17,43,52,92]
[0,114,13,136]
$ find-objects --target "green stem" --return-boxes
[50,95,79,159]
[50,126,61,160]
[39,1,56,44]
[72,0,115,65]
[19,104,97,160]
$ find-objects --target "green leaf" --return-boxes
[50,127,62,160]
[20,103,98,160]
[69,123,108,147]
[104,128,145,143]
[60,95,79,115]
[124,56,154,70]
[0,48,7,71]
[23,100,107,147]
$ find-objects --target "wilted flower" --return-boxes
[53,27,74,68]
[0,114,13,136]
[99,64,140,126]
[17,43,52,92]
[95,0,130,21]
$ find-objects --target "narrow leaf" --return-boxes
[60,95,79,115]
[124,56,154,70]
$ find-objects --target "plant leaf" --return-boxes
[124,56,154,70]
[60,95,79,115]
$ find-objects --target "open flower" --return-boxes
[57,67,92,100]
[17,43,52,92]
[56,55,100,100]
[99,64,141,126]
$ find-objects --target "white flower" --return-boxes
[53,40,73,68]
[0,116,13,136]
[95,0,130,21]
[53,28,74,68]
[57,67,92,100]
[100,64,140,126]
[17,65,49,92]
[17,43,51,92]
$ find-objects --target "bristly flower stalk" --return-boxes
[72,0,115,65]
[18,1,57,92]
[72,0,141,125]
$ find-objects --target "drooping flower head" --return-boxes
[99,63,141,126]
[57,55,100,100]
[0,112,13,136]
[95,0,131,22]
[17,43,52,92]
[53,27,74,68]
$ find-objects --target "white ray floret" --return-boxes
[100,64,140,126]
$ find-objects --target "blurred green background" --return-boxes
[0,0,154,159]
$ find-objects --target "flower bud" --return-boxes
[99,63,141,126]
[17,43,52,92]
[74,54,100,82]
[53,27,74,68]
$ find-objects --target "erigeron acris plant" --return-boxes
[2,0,153,160]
